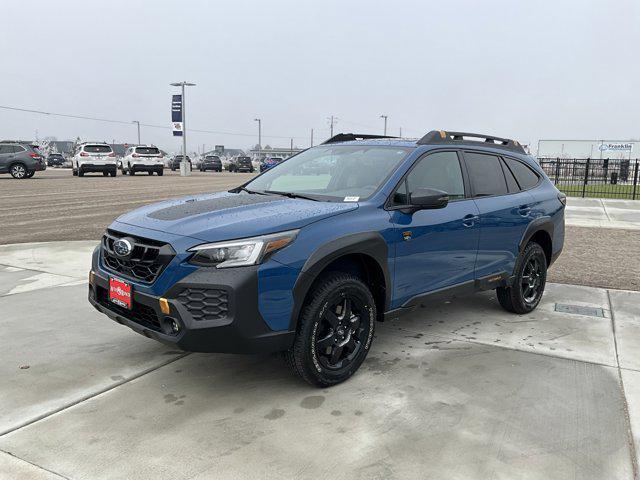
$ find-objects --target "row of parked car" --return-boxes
[1,139,288,179]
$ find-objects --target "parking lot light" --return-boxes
[170,81,196,176]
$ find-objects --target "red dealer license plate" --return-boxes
[109,277,132,310]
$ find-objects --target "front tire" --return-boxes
[284,273,376,387]
[157,169,164,176]
[497,241,547,314]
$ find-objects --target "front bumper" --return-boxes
[88,262,295,354]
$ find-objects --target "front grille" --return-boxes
[177,288,229,321]
[101,230,175,284]
[96,286,161,331]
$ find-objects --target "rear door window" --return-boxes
[503,157,540,190]
[464,152,508,197]
[11,145,25,153]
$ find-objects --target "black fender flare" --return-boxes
[518,215,554,256]
[289,232,391,331]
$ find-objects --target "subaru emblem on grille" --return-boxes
[113,238,133,257]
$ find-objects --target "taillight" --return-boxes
[29,153,39,158]
[108,152,116,157]
[558,193,567,206]
[80,152,89,157]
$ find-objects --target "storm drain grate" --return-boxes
[554,303,605,317]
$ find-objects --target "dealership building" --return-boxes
[537,139,639,159]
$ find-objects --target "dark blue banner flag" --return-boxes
[172,94,183,137]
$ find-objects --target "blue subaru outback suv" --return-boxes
[89,130,565,386]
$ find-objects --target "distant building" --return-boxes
[249,144,303,158]
[538,139,639,159]
[203,146,245,158]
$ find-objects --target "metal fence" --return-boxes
[538,158,640,199]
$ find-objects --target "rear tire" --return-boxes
[9,163,28,179]
[78,168,84,177]
[157,169,164,176]
[497,241,547,314]
[103,171,109,177]
[284,273,376,387]
[110,170,117,177]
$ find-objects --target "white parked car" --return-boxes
[72,143,117,177]
[121,145,164,176]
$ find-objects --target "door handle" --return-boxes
[518,205,531,216]
[462,214,478,227]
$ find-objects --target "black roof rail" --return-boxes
[417,130,526,154]
[323,133,399,144]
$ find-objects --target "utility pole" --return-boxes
[380,115,388,135]
[132,121,141,144]
[327,116,338,138]
[290,138,293,156]
[170,81,196,176]
[254,118,262,157]
[310,128,314,147]
[399,127,402,138]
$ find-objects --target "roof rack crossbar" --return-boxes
[323,133,399,144]
[417,130,525,153]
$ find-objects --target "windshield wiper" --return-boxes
[264,190,319,201]
[231,186,268,195]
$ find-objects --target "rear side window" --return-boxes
[504,157,539,190]
[135,147,160,155]
[11,145,25,153]
[464,152,508,196]
[84,145,112,153]
[0,145,12,154]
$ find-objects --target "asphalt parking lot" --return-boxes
[0,168,255,244]
[2,169,640,479]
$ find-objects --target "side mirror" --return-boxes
[409,188,449,210]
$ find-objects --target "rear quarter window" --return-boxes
[504,157,540,190]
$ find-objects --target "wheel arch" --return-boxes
[290,232,391,331]
[519,217,553,266]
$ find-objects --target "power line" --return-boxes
[0,105,307,140]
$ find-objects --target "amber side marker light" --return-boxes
[159,298,171,315]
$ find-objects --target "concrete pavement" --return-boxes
[565,197,640,230]
[1,241,639,479]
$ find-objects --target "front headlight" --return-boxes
[187,229,299,268]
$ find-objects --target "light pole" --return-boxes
[254,118,261,157]
[380,115,388,135]
[170,81,196,176]
[132,120,141,144]
[327,116,338,138]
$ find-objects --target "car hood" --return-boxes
[115,191,358,242]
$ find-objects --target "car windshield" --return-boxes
[246,145,412,201]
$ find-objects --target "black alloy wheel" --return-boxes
[285,272,376,387]
[497,241,547,314]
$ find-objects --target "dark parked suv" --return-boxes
[200,155,222,172]
[89,130,565,387]
[227,156,254,173]
[47,153,66,167]
[169,155,192,171]
[0,141,46,178]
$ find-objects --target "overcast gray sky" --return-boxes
[1,0,638,153]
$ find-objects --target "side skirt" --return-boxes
[383,272,509,321]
